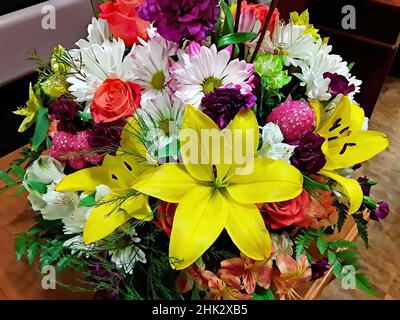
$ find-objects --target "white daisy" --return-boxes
[264,23,319,67]
[172,44,254,107]
[130,32,178,102]
[109,229,146,274]
[76,17,111,49]
[67,38,136,108]
[294,46,362,101]
[64,235,94,257]
[136,95,184,161]
[257,123,296,163]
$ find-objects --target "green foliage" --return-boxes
[336,203,348,233]
[26,179,47,194]
[217,32,258,48]
[32,107,50,151]
[355,273,378,297]
[220,0,234,36]
[252,288,275,300]
[79,192,97,208]
[353,213,369,248]
[303,176,331,191]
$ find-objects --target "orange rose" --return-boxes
[91,78,141,123]
[259,190,310,229]
[99,0,150,47]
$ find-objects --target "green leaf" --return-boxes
[303,175,331,191]
[316,238,328,255]
[32,107,50,151]
[27,240,40,265]
[348,62,355,71]
[336,249,359,265]
[329,240,359,249]
[337,207,347,233]
[190,287,201,301]
[363,196,378,210]
[356,273,378,297]
[252,288,275,300]
[221,0,234,35]
[78,192,96,208]
[217,32,258,48]
[11,164,25,180]
[332,261,342,278]
[78,111,93,122]
[328,250,337,266]
[26,179,47,194]
[0,170,16,187]
[353,214,369,248]
[15,233,28,261]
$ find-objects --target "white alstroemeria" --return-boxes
[257,123,296,163]
[109,229,146,274]
[62,184,112,234]
[264,23,319,67]
[24,156,65,185]
[270,232,294,258]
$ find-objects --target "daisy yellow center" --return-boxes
[202,77,223,94]
[159,119,171,136]
[151,70,166,91]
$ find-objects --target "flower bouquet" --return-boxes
[4,0,391,300]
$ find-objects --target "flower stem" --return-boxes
[234,0,243,33]
[250,0,279,63]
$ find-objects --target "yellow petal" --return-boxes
[225,200,271,260]
[120,194,152,221]
[132,163,198,203]
[350,102,365,131]
[118,117,154,165]
[17,112,36,133]
[83,192,150,244]
[309,100,325,130]
[180,105,220,181]
[56,166,120,192]
[319,169,363,214]
[323,130,389,170]
[169,187,228,270]
[227,157,303,204]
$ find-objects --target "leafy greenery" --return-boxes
[352,213,369,248]
[252,288,275,300]
[217,32,258,48]
[32,107,50,151]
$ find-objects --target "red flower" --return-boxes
[99,0,150,47]
[259,190,311,229]
[91,78,141,123]
[241,1,280,34]
[154,202,177,237]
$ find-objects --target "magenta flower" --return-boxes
[323,72,355,97]
[138,0,220,42]
[48,96,81,133]
[371,201,390,221]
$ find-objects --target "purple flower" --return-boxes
[371,201,390,221]
[290,132,327,175]
[138,0,220,42]
[48,96,80,133]
[357,176,372,196]
[200,87,257,129]
[311,258,329,281]
[88,121,123,150]
[323,72,355,97]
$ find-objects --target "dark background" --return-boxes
[0,0,47,16]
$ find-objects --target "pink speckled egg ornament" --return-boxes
[266,100,315,141]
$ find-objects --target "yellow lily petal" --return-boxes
[227,157,303,204]
[319,169,363,214]
[350,101,365,131]
[17,112,36,133]
[309,100,325,130]
[120,194,153,221]
[323,130,389,170]
[225,199,271,260]
[180,104,220,181]
[56,166,119,192]
[316,96,353,137]
[118,117,153,165]
[169,187,228,270]
[83,192,149,244]
[132,163,198,203]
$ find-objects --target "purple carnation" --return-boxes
[371,201,390,221]
[138,0,220,42]
[311,258,329,281]
[48,96,81,133]
[323,72,355,97]
[201,87,257,129]
[290,132,327,175]
[88,121,123,150]
[357,176,372,196]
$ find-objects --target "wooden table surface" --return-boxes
[0,148,361,300]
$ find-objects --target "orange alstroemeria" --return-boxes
[205,276,252,301]
[218,253,273,294]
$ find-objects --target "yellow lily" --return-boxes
[13,83,41,132]
[56,119,154,244]
[312,96,389,213]
[132,105,303,270]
